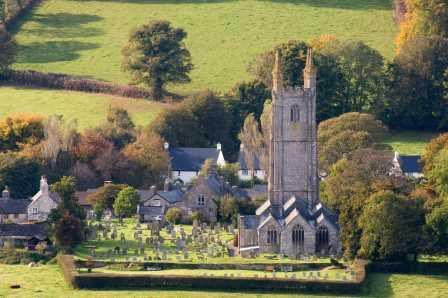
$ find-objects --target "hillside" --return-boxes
[12,0,397,94]
[0,86,167,129]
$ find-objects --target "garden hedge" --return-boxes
[59,255,367,294]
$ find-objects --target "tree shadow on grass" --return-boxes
[17,41,100,64]
[360,273,394,297]
[261,0,392,11]
[20,13,104,39]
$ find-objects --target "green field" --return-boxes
[383,131,439,155]
[12,0,397,94]
[0,86,167,129]
[1,264,447,297]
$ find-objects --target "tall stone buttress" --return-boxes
[268,49,319,215]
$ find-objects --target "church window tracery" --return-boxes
[267,228,278,244]
[292,225,305,248]
[290,105,300,122]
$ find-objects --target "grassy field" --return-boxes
[12,0,397,94]
[383,131,439,155]
[1,264,448,297]
[0,86,167,129]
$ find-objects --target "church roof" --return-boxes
[169,147,220,171]
[256,199,271,216]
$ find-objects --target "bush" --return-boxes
[0,249,51,265]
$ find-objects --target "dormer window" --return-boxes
[290,105,300,122]
[197,195,205,206]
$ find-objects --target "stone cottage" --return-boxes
[238,50,340,258]
[27,177,60,222]
[0,188,30,224]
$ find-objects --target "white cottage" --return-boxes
[27,177,60,222]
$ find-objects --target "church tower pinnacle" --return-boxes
[304,48,317,90]
[272,50,283,93]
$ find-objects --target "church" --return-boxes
[238,50,340,258]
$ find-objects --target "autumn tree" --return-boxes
[219,195,239,224]
[122,20,193,99]
[0,114,44,151]
[87,183,127,217]
[113,186,140,219]
[380,37,448,130]
[123,132,169,188]
[239,114,264,185]
[98,107,136,149]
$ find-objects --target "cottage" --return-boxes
[237,145,266,181]
[0,223,49,249]
[166,143,226,184]
[0,189,30,224]
[27,177,60,222]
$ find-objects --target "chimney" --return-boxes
[164,142,170,150]
[1,187,10,200]
[150,185,157,192]
[40,176,49,195]
[164,178,171,192]
[216,142,222,151]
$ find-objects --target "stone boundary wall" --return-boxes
[59,255,367,294]
[366,261,448,275]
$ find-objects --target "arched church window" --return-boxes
[316,226,329,247]
[292,225,304,248]
[267,228,278,244]
[290,105,300,122]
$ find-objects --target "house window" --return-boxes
[292,225,305,248]
[267,228,278,244]
[316,226,329,248]
[178,171,181,176]
[32,207,38,214]
[197,195,205,206]
[242,170,249,175]
[290,105,300,122]
[14,214,19,219]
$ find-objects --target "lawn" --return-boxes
[12,0,397,94]
[383,131,439,155]
[0,86,168,129]
[1,264,448,297]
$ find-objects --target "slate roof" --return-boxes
[399,155,422,173]
[138,206,164,220]
[157,189,184,204]
[0,223,48,239]
[237,151,263,170]
[75,190,96,207]
[169,147,220,171]
[0,199,30,214]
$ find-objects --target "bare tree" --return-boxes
[239,114,263,186]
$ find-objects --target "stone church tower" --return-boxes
[238,49,340,258]
[268,49,319,216]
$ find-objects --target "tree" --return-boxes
[359,190,424,261]
[0,152,41,198]
[217,163,240,186]
[113,186,140,219]
[48,176,85,249]
[87,183,127,216]
[318,112,388,172]
[396,0,448,52]
[0,26,17,76]
[426,148,448,198]
[166,207,182,225]
[380,37,448,130]
[98,107,136,149]
[199,158,216,177]
[321,149,395,257]
[421,133,448,175]
[424,200,448,253]
[53,212,82,248]
[219,195,239,224]
[0,114,45,152]
[122,132,169,188]
[122,20,193,99]
[239,114,264,186]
